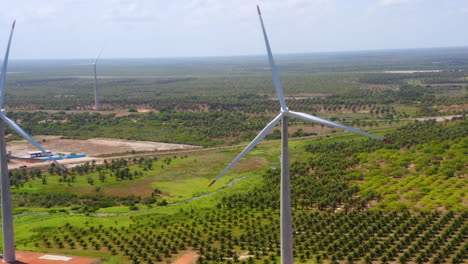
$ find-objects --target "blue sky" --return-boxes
[1,0,468,59]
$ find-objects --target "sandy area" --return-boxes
[7,137,200,157]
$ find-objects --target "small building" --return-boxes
[27,150,52,158]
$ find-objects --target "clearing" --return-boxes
[6,136,200,157]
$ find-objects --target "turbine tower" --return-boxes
[0,21,68,263]
[93,49,103,110]
[209,6,392,264]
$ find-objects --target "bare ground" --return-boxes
[6,137,200,157]
[8,157,96,170]
[12,251,100,264]
[10,108,156,117]
[171,253,199,264]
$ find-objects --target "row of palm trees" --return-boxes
[35,208,466,263]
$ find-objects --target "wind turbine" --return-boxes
[93,49,103,110]
[0,21,68,263]
[209,6,393,264]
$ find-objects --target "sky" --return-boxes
[0,0,468,60]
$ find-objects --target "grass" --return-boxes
[10,148,272,199]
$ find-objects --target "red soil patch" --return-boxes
[171,253,198,264]
[9,251,100,264]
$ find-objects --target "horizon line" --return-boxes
[6,45,468,61]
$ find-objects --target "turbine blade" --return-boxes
[209,112,284,186]
[257,5,287,111]
[0,113,68,171]
[288,111,393,143]
[0,20,16,109]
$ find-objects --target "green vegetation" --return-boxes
[5,52,467,147]
[30,209,467,264]
[358,137,466,211]
[6,82,465,146]
[3,120,466,264]
[2,49,467,263]
[9,151,268,211]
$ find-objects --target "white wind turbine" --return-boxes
[0,21,68,263]
[209,6,393,264]
[93,49,103,110]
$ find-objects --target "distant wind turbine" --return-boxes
[93,49,104,109]
[0,21,68,263]
[209,6,393,264]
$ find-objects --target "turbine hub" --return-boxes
[281,107,289,114]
